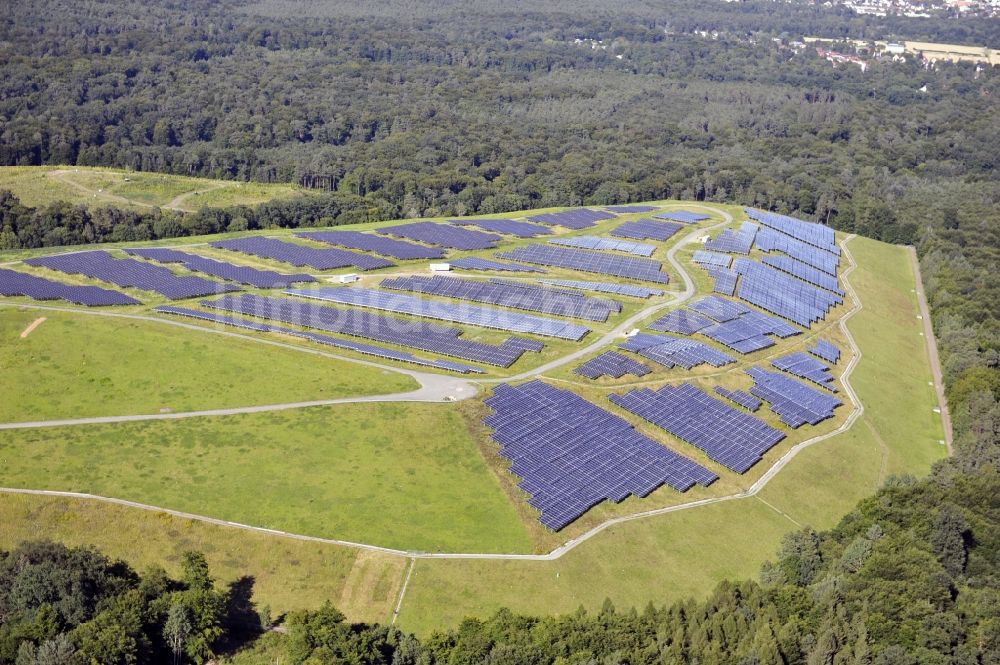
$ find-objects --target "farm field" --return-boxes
[0,166,307,212]
[0,307,416,422]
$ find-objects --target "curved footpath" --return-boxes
[0,224,873,561]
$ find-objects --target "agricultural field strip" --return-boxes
[0,220,891,562]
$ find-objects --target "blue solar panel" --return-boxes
[655,211,709,223]
[526,208,615,229]
[0,267,140,306]
[449,219,552,238]
[286,287,590,340]
[693,251,733,268]
[212,237,393,271]
[497,245,669,283]
[745,208,838,253]
[153,305,482,373]
[714,386,763,412]
[295,231,444,260]
[746,367,842,428]
[707,268,739,296]
[688,296,751,322]
[761,255,843,294]
[732,258,842,327]
[540,280,663,298]
[574,351,651,379]
[449,257,545,273]
[25,251,238,300]
[380,275,619,321]
[648,309,714,335]
[754,228,840,275]
[610,383,786,473]
[378,222,501,250]
[549,235,656,257]
[485,380,717,531]
[202,294,538,367]
[124,248,315,289]
[611,219,684,242]
[619,333,734,369]
[772,352,837,391]
[703,223,757,254]
[810,338,841,364]
[698,307,800,355]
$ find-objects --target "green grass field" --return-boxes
[0,401,532,553]
[0,308,416,422]
[0,166,307,212]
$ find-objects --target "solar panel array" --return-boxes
[154,305,482,374]
[688,295,751,322]
[714,386,763,412]
[549,235,656,257]
[772,352,837,391]
[704,223,757,255]
[761,255,843,295]
[124,248,315,289]
[605,205,661,213]
[620,333,735,369]
[708,268,739,296]
[540,280,663,299]
[745,208,838,252]
[526,208,615,230]
[485,380,718,531]
[295,231,444,260]
[610,383,786,473]
[693,251,733,269]
[378,222,501,250]
[212,237,393,271]
[810,338,841,364]
[746,367,842,428]
[449,257,545,273]
[655,211,709,223]
[648,309,714,335]
[700,308,800,355]
[497,245,669,283]
[611,218,685,242]
[203,294,536,367]
[733,258,842,327]
[574,351,651,379]
[25,251,238,300]
[449,219,551,238]
[380,275,619,321]
[754,228,840,275]
[286,287,589,340]
[0,267,140,306]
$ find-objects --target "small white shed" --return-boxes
[429,263,451,272]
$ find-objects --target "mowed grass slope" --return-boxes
[393,235,947,635]
[0,402,533,553]
[0,308,416,422]
[0,493,407,624]
[0,166,306,212]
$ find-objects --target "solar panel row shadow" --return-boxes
[0,267,140,306]
[497,244,669,283]
[212,237,393,271]
[286,287,590,340]
[574,351,651,379]
[202,294,536,367]
[380,274,619,321]
[25,251,239,300]
[610,382,785,473]
[295,231,444,260]
[484,380,717,531]
[125,248,315,288]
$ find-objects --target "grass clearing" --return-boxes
[0,402,533,553]
[0,308,416,422]
[0,166,306,212]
